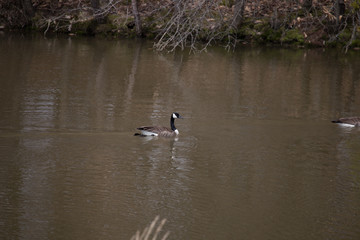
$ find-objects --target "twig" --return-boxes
[344,17,358,53]
[130,216,169,240]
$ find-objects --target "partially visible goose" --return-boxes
[134,112,183,137]
[332,117,360,127]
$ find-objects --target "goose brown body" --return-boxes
[136,126,178,137]
[332,117,360,127]
[134,112,182,137]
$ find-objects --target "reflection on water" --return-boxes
[0,34,360,240]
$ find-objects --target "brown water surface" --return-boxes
[1,34,360,240]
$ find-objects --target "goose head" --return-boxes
[172,112,183,119]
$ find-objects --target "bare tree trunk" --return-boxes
[131,0,142,37]
[231,0,246,30]
[302,0,312,10]
[335,0,345,27]
[50,0,58,8]
[49,0,59,13]
[20,0,35,19]
[173,0,181,14]
[91,0,100,11]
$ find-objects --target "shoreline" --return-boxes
[1,1,360,51]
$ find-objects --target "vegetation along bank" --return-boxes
[1,0,360,52]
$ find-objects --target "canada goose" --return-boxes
[332,117,360,127]
[134,112,183,137]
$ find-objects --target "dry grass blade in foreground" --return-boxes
[130,216,170,240]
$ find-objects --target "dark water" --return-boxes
[0,34,360,240]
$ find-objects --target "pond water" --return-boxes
[0,34,360,240]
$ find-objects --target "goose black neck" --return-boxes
[170,116,176,131]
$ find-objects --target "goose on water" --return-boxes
[134,112,183,137]
[332,117,360,127]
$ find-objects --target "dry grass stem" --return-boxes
[130,216,170,240]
